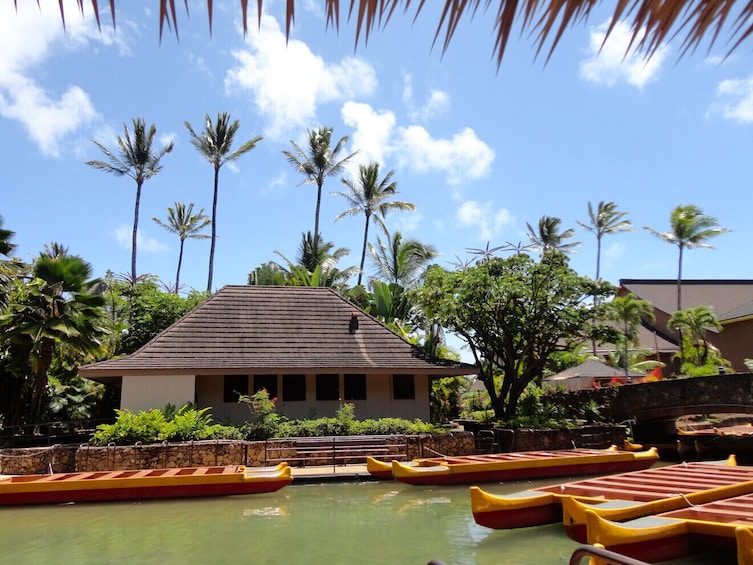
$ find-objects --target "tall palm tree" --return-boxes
[332,162,415,286]
[185,112,262,293]
[369,230,437,289]
[577,201,633,282]
[283,127,356,256]
[526,216,581,254]
[152,202,211,293]
[87,118,174,281]
[609,293,655,379]
[0,215,18,309]
[60,3,753,70]
[644,205,729,312]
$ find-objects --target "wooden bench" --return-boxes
[264,435,408,467]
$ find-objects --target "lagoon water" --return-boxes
[0,477,730,564]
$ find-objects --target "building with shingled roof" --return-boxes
[78,285,478,423]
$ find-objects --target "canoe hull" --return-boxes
[391,447,659,486]
[0,465,292,505]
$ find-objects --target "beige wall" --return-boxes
[193,372,431,424]
[120,374,196,413]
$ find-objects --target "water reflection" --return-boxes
[0,477,738,564]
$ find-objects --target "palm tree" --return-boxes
[0,215,18,309]
[185,112,262,293]
[152,202,211,293]
[577,201,633,282]
[274,232,358,288]
[0,249,108,423]
[669,305,723,367]
[644,205,729,312]
[59,3,753,69]
[526,216,581,254]
[283,127,356,255]
[86,118,174,280]
[609,293,655,379]
[369,230,437,289]
[332,162,415,286]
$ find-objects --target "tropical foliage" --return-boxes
[51,2,753,70]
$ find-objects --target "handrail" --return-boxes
[569,544,650,565]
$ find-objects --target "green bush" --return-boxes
[90,404,241,445]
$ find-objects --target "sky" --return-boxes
[2,1,752,300]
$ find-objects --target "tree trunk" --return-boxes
[207,166,220,293]
[131,181,143,280]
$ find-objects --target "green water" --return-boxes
[0,478,733,564]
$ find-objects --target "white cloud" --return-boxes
[342,101,495,186]
[395,126,495,185]
[225,14,377,141]
[456,201,513,242]
[113,224,169,253]
[579,19,668,89]
[710,75,753,123]
[402,74,450,122]
[0,1,122,157]
[603,241,626,269]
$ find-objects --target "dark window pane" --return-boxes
[253,374,278,399]
[283,374,306,401]
[316,374,340,401]
[393,374,415,400]
[223,374,248,403]
[344,374,367,400]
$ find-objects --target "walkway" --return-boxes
[290,463,377,483]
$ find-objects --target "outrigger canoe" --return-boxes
[584,491,753,563]
[369,445,659,486]
[0,463,292,505]
[471,456,753,533]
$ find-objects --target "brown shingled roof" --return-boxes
[79,285,477,379]
[620,279,753,322]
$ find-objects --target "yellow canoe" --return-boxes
[472,456,748,531]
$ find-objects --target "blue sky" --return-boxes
[3,1,752,297]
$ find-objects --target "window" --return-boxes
[392,374,415,400]
[344,374,367,400]
[253,374,278,399]
[282,374,306,401]
[223,374,248,403]
[316,374,340,401]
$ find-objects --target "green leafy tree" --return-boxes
[104,275,207,355]
[644,205,729,311]
[152,202,211,293]
[332,162,415,286]
[369,230,437,289]
[414,252,615,420]
[87,118,174,280]
[283,127,356,255]
[608,293,655,379]
[526,215,581,254]
[247,262,288,286]
[0,215,20,309]
[0,249,109,424]
[185,112,262,292]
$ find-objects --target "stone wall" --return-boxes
[0,433,476,475]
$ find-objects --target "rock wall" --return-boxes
[0,433,476,475]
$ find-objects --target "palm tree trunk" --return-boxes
[313,177,323,255]
[132,181,143,280]
[176,238,185,293]
[358,215,370,286]
[207,166,220,293]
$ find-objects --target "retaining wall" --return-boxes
[0,433,475,475]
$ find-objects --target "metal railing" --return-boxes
[569,544,651,565]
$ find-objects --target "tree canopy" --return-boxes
[414,251,617,419]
